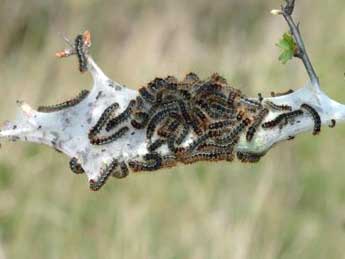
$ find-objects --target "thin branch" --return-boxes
[279,0,320,89]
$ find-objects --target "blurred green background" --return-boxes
[1,0,345,258]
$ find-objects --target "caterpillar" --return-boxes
[181,150,234,164]
[264,100,292,111]
[89,159,118,191]
[147,77,167,92]
[139,87,155,103]
[209,103,234,118]
[131,112,150,129]
[240,98,262,109]
[158,155,178,169]
[208,119,236,130]
[215,118,252,145]
[135,96,145,110]
[329,119,336,128]
[157,118,179,138]
[197,140,235,153]
[175,121,190,145]
[105,100,136,132]
[194,81,223,97]
[186,129,224,153]
[300,103,321,135]
[246,108,269,142]
[156,89,191,103]
[38,89,90,113]
[210,73,228,86]
[236,110,246,121]
[204,92,228,107]
[167,127,189,153]
[69,157,85,174]
[270,89,294,97]
[55,31,91,68]
[112,161,129,179]
[190,133,213,152]
[236,152,264,163]
[183,72,200,85]
[148,138,167,152]
[192,107,209,127]
[75,34,88,73]
[163,113,187,144]
[147,77,180,97]
[139,98,179,130]
[258,93,263,103]
[227,90,240,107]
[176,100,202,136]
[90,126,129,145]
[262,110,303,129]
[128,153,163,172]
[178,89,192,101]
[196,99,226,119]
[165,75,179,85]
[167,135,178,153]
[146,107,176,140]
[88,102,119,138]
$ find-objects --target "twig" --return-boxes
[279,0,320,89]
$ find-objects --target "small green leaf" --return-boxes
[276,32,297,64]
[278,50,293,64]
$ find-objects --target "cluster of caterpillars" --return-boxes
[47,32,325,191]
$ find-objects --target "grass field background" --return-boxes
[1,0,345,258]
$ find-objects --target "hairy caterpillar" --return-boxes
[38,90,89,113]
[264,101,292,111]
[89,159,118,191]
[90,127,129,145]
[69,157,85,174]
[128,153,163,172]
[301,103,321,135]
[88,102,119,139]
[262,110,303,129]
[105,100,136,132]
[246,108,269,142]
[112,161,129,179]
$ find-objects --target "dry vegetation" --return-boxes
[1,0,345,258]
